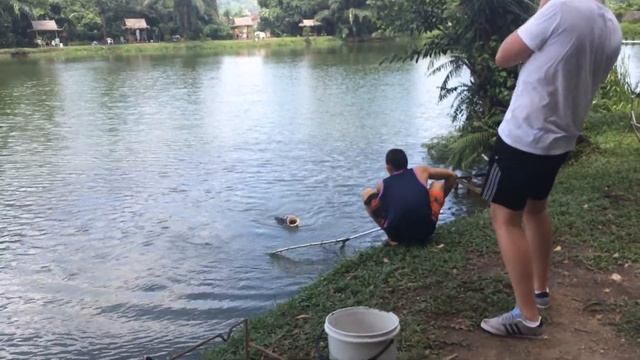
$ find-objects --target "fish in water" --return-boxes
[274,215,300,228]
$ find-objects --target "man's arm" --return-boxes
[495,33,533,68]
[495,0,553,69]
[429,167,457,196]
[415,166,457,195]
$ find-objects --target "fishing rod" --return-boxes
[269,227,383,255]
[456,172,487,180]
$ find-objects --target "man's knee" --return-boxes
[362,188,376,202]
[490,202,523,228]
[429,180,445,193]
[524,199,548,216]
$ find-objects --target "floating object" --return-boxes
[274,215,300,228]
[324,306,400,360]
[610,273,623,283]
[269,228,382,255]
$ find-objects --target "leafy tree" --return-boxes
[316,0,374,38]
[257,0,374,37]
[0,0,49,46]
[143,0,219,38]
[375,0,536,168]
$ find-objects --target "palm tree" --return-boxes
[315,0,373,38]
[0,0,47,19]
[144,0,218,37]
[383,0,536,168]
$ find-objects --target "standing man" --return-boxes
[362,149,457,246]
[480,0,621,337]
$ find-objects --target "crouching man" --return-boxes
[363,149,456,245]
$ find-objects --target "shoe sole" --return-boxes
[480,322,543,339]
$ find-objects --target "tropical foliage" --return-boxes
[375,0,536,168]
[0,0,228,47]
[414,0,635,169]
[592,60,639,114]
[256,0,376,38]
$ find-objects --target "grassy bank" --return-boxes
[622,22,640,40]
[207,112,640,359]
[0,36,344,60]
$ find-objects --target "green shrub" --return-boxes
[203,23,233,40]
[592,60,639,114]
[621,22,640,39]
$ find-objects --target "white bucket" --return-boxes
[324,306,400,360]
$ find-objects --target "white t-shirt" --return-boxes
[498,0,622,155]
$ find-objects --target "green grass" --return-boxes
[206,112,640,359]
[617,300,640,345]
[0,36,343,60]
[621,22,640,40]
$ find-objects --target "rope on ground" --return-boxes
[164,319,247,360]
[143,319,285,360]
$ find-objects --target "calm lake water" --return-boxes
[1,43,636,359]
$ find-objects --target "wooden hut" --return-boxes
[231,16,256,40]
[123,18,150,43]
[29,20,62,47]
[298,19,322,36]
[622,11,640,23]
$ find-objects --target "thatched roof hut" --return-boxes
[123,18,150,43]
[30,20,62,32]
[29,20,62,46]
[231,17,256,39]
[231,17,255,28]
[123,18,150,30]
[622,11,640,23]
[298,19,321,27]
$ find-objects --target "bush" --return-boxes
[203,23,233,40]
[592,60,639,114]
[621,22,640,40]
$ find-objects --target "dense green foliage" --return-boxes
[257,0,376,37]
[621,22,640,39]
[610,0,640,18]
[0,0,228,47]
[592,61,639,114]
[375,0,536,168]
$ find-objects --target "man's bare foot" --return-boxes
[383,239,398,247]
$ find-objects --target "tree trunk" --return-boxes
[186,2,192,36]
[100,12,107,40]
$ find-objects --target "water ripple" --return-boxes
[0,46,480,359]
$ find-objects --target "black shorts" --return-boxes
[481,136,569,211]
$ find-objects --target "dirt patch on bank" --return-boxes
[439,261,640,360]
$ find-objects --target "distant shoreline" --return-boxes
[0,36,346,60]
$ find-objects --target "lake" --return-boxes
[1,43,636,359]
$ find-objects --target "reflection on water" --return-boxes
[0,44,482,359]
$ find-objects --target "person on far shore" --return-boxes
[362,148,456,246]
[479,0,621,338]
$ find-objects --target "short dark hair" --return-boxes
[385,148,408,171]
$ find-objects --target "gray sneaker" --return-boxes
[481,309,543,338]
[535,291,550,309]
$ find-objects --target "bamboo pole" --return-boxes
[269,228,382,255]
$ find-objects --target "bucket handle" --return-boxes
[314,329,394,360]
